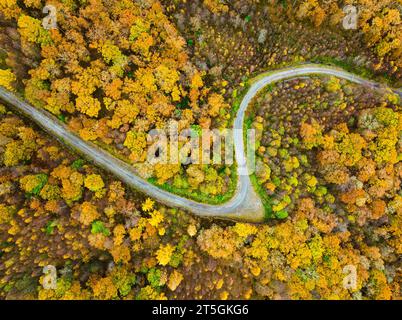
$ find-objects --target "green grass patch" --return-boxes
[249,173,274,220]
[91,221,110,236]
[71,158,85,170]
[45,220,58,235]
[147,166,237,205]
[243,108,274,220]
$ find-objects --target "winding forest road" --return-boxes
[1,64,401,222]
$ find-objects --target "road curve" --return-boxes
[1,64,400,222]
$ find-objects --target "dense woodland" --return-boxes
[0,0,401,299]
